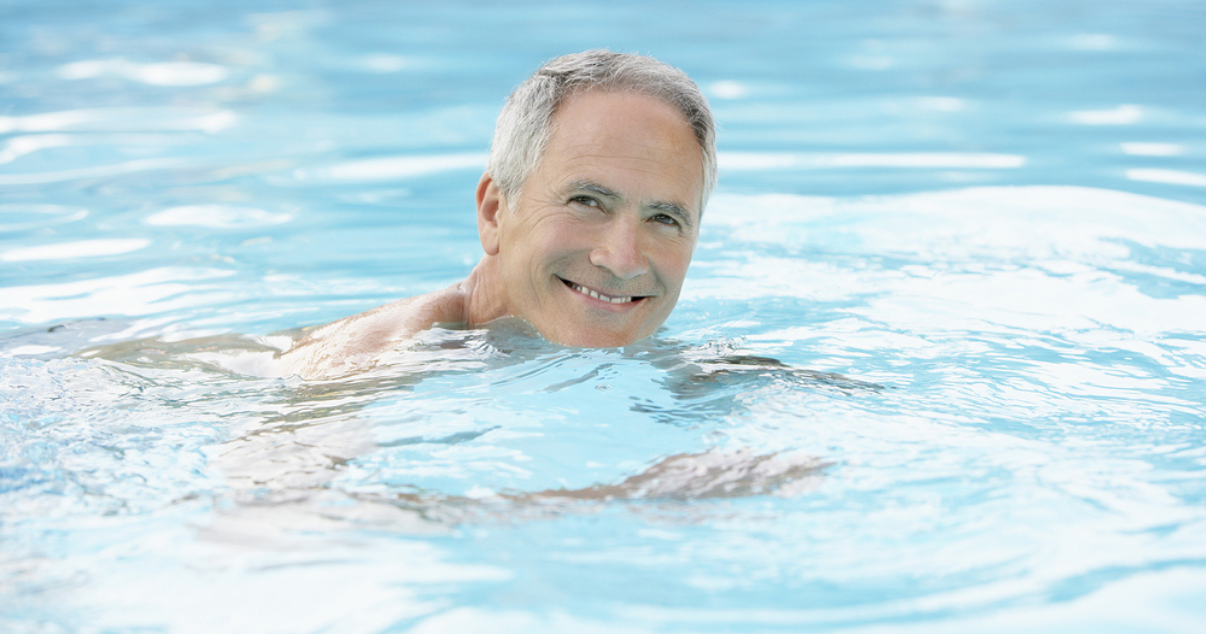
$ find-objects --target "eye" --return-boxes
[650,213,680,227]
[569,195,602,209]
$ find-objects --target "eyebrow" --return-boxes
[565,179,695,230]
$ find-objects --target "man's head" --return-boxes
[474,51,715,347]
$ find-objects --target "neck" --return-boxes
[459,255,510,327]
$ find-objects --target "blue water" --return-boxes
[3,1,1206,632]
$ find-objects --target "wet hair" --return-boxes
[486,50,717,211]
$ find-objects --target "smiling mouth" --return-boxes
[561,278,648,305]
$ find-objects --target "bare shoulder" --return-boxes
[277,283,468,379]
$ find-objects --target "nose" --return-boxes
[589,213,648,281]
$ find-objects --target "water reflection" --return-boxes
[57,59,229,86]
[29,320,874,536]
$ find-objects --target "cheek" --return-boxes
[504,212,571,262]
[654,241,696,285]
[525,209,589,245]
[544,223,587,248]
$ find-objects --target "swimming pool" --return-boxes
[3,0,1206,631]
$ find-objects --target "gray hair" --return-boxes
[486,50,718,212]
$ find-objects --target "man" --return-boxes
[279,50,718,379]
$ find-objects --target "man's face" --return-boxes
[489,90,704,347]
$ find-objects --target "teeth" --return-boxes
[570,282,634,304]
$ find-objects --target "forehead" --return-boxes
[538,90,705,211]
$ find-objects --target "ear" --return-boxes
[476,173,505,256]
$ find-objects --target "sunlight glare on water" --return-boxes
[2,0,1206,632]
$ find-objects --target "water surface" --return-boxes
[3,1,1206,632]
